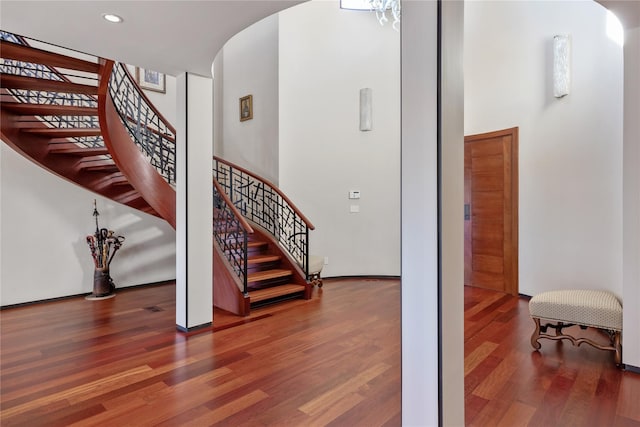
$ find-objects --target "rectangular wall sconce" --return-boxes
[553,35,571,98]
[360,88,372,131]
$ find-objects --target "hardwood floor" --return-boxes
[464,286,640,427]
[1,280,638,426]
[0,279,401,426]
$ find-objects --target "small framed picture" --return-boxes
[239,95,253,122]
[136,67,166,93]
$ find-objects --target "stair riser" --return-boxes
[250,292,305,309]
[247,277,293,290]
[247,262,281,273]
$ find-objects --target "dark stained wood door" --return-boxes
[464,127,518,295]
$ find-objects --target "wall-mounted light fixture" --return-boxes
[102,13,123,23]
[360,88,372,131]
[553,35,571,98]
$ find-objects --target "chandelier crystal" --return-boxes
[368,0,401,30]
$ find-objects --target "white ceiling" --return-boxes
[596,0,640,29]
[0,1,305,77]
[1,0,637,79]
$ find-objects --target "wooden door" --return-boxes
[464,127,518,295]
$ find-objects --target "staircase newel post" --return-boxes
[305,226,310,280]
[229,165,234,206]
[243,229,249,296]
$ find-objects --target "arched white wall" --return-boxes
[278,1,400,277]
[465,0,623,298]
[623,25,640,368]
[0,143,176,306]
[213,15,280,185]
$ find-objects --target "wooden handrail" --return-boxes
[0,39,73,85]
[213,156,315,230]
[120,64,176,136]
[213,178,254,234]
[0,40,101,74]
[97,59,112,97]
[98,60,176,228]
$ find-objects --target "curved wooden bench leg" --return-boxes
[531,317,542,350]
[614,331,622,366]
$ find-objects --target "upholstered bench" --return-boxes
[308,255,324,288]
[529,290,622,365]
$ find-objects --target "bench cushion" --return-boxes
[308,255,324,275]
[529,290,622,331]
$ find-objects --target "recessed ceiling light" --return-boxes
[102,13,123,23]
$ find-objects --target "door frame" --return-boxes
[464,127,519,295]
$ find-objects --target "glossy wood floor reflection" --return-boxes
[464,286,640,427]
[0,279,401,426]
[3,281,639,426]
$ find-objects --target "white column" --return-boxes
[176,72,213,331]
[623,26,640,369]
[440,1,465,425]
[401,1,440,425]
[402,1,465,424]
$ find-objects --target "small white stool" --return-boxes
[529,289,622,366]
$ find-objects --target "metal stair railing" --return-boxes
[107,63,176,185]
[0,31,177,187]
[0,31,103,149]
[213,179,254,295]
[213,156,315,279]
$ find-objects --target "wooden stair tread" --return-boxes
[0,40,101,74]
[249,284,306,303]
[83,165,119,173]
[247,254,281,265]
[49,144,108,156]
[224,240,267,252]
[141,206,159,216]
[78,159,118,173]
[112,178,132,186]
[0,74,98,95]
[22,127,101,137]
[1,102,98,116]
[247,269,292,283]
[114,190,142,204]
[93,172,129,190]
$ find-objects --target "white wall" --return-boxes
[465,1,624,298]
[623,25,640,368]
[0,143,176,306]
[214,15,280,184]
[279,1,400,277]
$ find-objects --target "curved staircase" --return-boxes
[0,37,162,216]
[0,31,313,316]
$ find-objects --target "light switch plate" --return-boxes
[350,205,360,213]
[349,191,361,199]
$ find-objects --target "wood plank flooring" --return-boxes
[464,286,640,427]
[0,279,401,426]
[1,280,638,426]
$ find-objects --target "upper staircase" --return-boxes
[0,34,175,220]
[0,31,314,316]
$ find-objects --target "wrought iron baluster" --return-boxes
[1,32,104,151]
[212,157,313,280]
[107,63,176,184]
